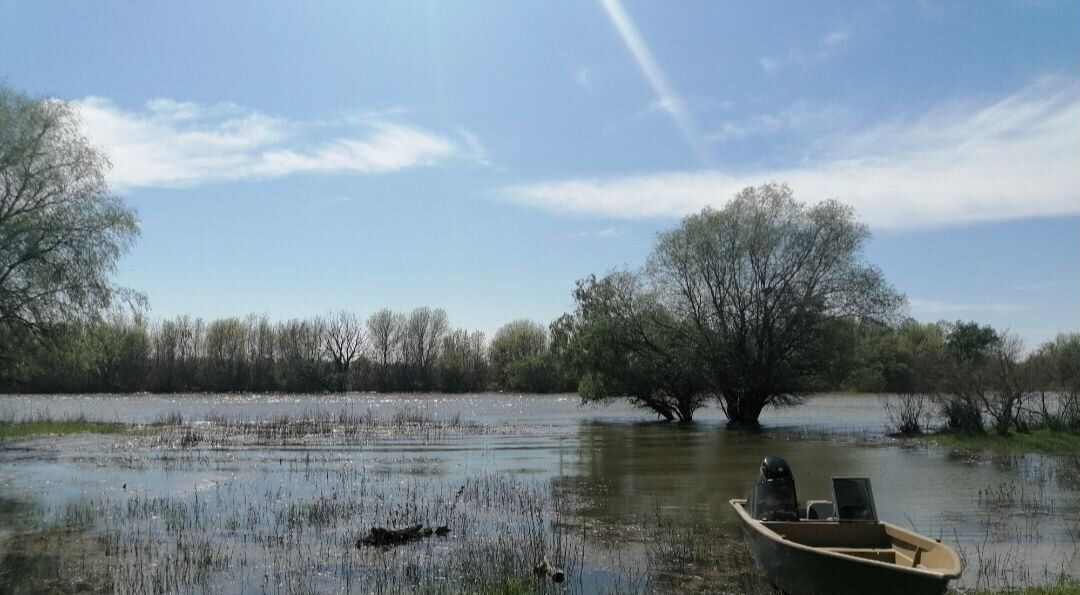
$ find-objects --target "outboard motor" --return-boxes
[748,455,799,522]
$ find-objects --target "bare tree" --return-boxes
[977,333,1029,435]
[1028,332,1080,431]
[403,307,448,388]
[322,310,363,390]
[437,328,488,391]
[366,308,402,367]
[275,318,323,391]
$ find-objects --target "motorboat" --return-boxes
[729,456,962,595]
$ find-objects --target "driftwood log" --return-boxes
[533,558,566,583]
[357,524,450,547]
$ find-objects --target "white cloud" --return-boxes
[506,79,1080,228]
[75,97,460,188]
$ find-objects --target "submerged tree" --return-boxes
[0,85,139,371]
[643,184,903,426]
[1028,332,1080,431]
[559,185,902,425]
[565,273,709,421]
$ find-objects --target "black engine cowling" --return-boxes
[748,455,799,522]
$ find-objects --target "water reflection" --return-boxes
[567,422,865,524]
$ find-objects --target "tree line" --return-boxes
[2,84,1074,431]
[848,319,1080,436]
[0,309,577,395]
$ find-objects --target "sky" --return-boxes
[1,0,1078,348]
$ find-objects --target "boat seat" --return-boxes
[806,500,835,520]
[821,547,896,563]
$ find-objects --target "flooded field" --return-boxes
[0,393,1077,593]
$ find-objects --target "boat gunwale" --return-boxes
[729,498,962,580]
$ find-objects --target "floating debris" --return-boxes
[533,557,565,583]
[357,524,447,547]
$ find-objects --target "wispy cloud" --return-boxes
[573,227,625,239]
[506,78,1080,229]
[75,97,462,188]
[758,56,782,73]
[574,68,593,92]
[759,25,853,73]
[598,0,709,165]
[909,299,1034,314]
[820,27,852,55]
[1008,280,1080,293]
[456,128,491,167]
[703,101,851,143]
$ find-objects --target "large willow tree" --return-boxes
[0,85,139,366]
[648,184,903,426]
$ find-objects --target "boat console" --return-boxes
[748,457,880,524]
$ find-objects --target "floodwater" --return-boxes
[0,393,1077,592]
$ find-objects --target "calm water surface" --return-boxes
[0,393,1076,591]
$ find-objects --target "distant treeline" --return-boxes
[845,320,1080,435]
[1,303,1075,408]
[0,308,576,394]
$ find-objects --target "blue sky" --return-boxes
[2,0,1077,347]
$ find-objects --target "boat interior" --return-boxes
[758,519,956,571]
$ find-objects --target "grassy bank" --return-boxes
[920,428,1080,456]
[0,417,127,439]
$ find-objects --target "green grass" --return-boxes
[921,428,1080,456]
[0,418,127,439]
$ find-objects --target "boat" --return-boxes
[729,456,962,595]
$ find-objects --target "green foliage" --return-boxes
[0,308,572,395]
[947,321,1000,364]
[503,353,558,393]
[622,184,903,425]
[846,319,948,393]
[488,320,548,389]
[0,84,140,366]
[562,272,708,420]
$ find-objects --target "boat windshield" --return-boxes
[750,480,799,522]
[831,477,878,522]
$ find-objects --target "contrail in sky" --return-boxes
[598,0,711,165]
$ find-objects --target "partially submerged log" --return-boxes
[357,524,450,547]
[533,557,566,583]
[358,524,430,547]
